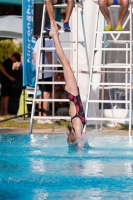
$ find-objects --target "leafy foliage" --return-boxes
[0,40,22,69]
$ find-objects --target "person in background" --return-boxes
[12,52,23,70]
[33,23,61,124]
[98,0,129,31]
[45,0,74,31]
[50,21,86,149]
[0,53,21,116]
[54,67,69,115]
[33,37,54,124]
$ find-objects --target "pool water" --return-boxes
[0,133,133,200]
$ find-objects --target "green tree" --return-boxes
[0,40,22,69]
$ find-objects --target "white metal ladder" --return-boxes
[84,2,133,136]
[29,0,89,133]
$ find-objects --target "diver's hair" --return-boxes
[67,125,76,143]
[67,125,72,133]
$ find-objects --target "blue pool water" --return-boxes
[0,133,133,200]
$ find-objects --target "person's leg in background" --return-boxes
[37,77,52,124]
[43,91,51,116]
[38,91,52,124]
[42,77,53,123]
[115,0,129,30]
[45,0,56,26]
[0,95,4,115]
[45,0,58,31]
[63,0,74,31]
[98,0,113,31]
[0,95,10,116]
[3,96,10,115]
[0,83,11,116]
[45,0,74,31]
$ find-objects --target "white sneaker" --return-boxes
[37,119,45,124]
[43,119,53,124]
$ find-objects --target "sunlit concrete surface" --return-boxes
[0,127,132,136]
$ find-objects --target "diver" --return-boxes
[49,21,87,149]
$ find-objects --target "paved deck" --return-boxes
[0,127,132,136]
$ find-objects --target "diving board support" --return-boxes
[29,0,89,134]
[84,2,133,136]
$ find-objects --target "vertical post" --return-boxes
[23,89,25,120]
[125,43,128,109]
[75,3,78,83]
[29,4,46,134]
[101,26,106,129]
[52,42,55,132]
[129,4,132,137]
[80,9,90,71]
[84,5,99,132]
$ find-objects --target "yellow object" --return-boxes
[104,25,113,31]
[17,89,28,117]
[115,25,123,31]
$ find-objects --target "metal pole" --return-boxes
[129,3,132,137]
[84,5,99,132]
[126,43,128,109]
[29,4,46,134]
[52,41,55,132]
[75,3,78,83]
[23,89,25,120]
[80,9,90,71]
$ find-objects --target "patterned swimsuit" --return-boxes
[64,87,86,129]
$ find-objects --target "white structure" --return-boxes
[0,16,22,39]
[29,1,89,133]
[29,0,133,134]
[74,0,133,132]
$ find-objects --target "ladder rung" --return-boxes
[33,116,70,120]
[93,71,130,74]
[26,102,33,104]
[79,70,89,74]
[87,100,130,103]
[44,3,82,8]
[105,40,132,44]
[92,65,131,68]
[38,64,75,67]
[96,31,130,34]
[86,117,130,121]
[37,81,65,84]
[39,70,64,73]
[38,70,83,73]
[53,4,67,8]
[90,83,130,86]
[99,86,132,89]
[42,30,75,34]
[61,41,85,43]
[94,48,130,51]
[34,99,69,102]
[41,47,75,50]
